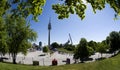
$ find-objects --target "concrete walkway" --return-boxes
[3,51,117,66]
[4,51,74,66]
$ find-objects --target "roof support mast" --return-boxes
[69,33,73,45]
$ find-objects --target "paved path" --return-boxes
[3,51,117,66]
[4,51,74,66]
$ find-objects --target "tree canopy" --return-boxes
[108,31,120,52]
[74,38,89,62]
[88,40,97,51]
[0,0,46,21]
[5,15,37,64]
[51,42,59,48]
[52,0,120,20]
[0,0,120,21]
[0,17,7,56]
[96,41,108,57]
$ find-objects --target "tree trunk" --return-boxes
[0,52,2,57]
[80,58,84,63]
[101,53,102,58]
[12,53,17,64]
[13,58,16,64]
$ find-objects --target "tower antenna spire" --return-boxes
[48,17,51,49]
[48,17,51,30]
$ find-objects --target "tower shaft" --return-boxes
[48,18,51,48]
[48,29,50,48]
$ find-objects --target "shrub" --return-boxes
[43,46,49,53]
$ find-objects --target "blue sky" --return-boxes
[29,0,120,46]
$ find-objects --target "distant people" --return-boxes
[52,58,58,66]
[66,58,70,64]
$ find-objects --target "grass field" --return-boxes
[57,48,74,53]
[0,54,120,70]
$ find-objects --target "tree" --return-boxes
[106,36,110,46]
[87,46,94,56]
[74,38,89,63]
[64,44,75,51]
[88,40,97,51]
[0,0,46,21]
[52,0,120,20]
[1,0,120,21]
[97,41,108,58]
[5,15,37,64]
[51,42,59,49]
[43,46,49,53]
[0,17,8,57]
[59,44,63,48]
[109,31,120,53]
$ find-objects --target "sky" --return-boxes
[29,0,120,46]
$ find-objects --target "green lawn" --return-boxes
[57,48,73,53]
[0,54,120,70]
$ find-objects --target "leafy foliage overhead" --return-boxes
[52,0,86,20]
[52,0,120,20]
[0,0,46,21]
[1,0,120,21]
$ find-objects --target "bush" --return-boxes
[64,44,75,51]
[43,46,49,53]
[51,42,59,48]
[33,61,39,66]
